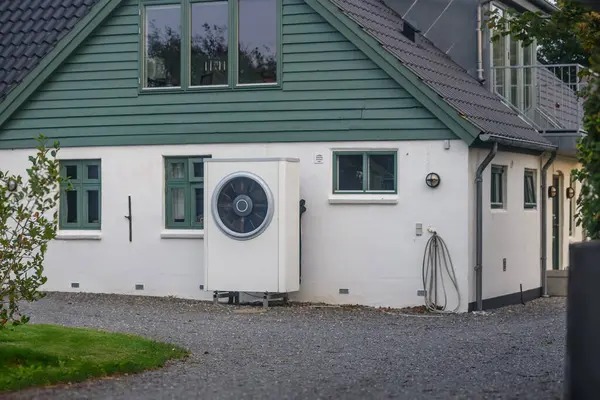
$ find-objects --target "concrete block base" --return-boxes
[547,269,569,297]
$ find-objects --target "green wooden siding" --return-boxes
[0,0,457,149]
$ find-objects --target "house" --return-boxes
[0,0,584,312]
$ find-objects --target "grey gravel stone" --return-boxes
[3,292,567,400]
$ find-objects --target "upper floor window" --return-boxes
[142,0,278,90]
[489,3,535,111]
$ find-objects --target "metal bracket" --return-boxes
[124,195,132,242]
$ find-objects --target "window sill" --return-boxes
[55,230,102,240]
[160,229,204,239]
[328,194,398,205]
[138,83,281,95]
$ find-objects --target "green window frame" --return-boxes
[165,156,211,229]
[140,0,282,91]
[59,160,102,230]
[491,165,505,209]
[524,169,537,209]
[332,151,397,194]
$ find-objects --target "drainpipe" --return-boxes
[541,151,557,297]
[475,141,498,311]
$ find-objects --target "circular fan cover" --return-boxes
[212,172,274,240]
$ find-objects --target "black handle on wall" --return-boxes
[124,195,132,242]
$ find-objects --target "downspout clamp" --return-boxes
[475,141,498,311]
[541,151,557,297]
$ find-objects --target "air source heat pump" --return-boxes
[204,157,301,295]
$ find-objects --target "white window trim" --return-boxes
[328,194,398,205]
[55,230,102,240]
[160,229,204,239]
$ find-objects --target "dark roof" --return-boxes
[328,0,555,149]
[0,0,101,103]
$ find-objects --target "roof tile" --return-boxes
[0,0,101,102]
[328,0,554,148]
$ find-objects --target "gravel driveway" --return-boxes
[4,293,566,400]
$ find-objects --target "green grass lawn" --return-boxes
[0,324,189,392]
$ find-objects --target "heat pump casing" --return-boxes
[204,158,300,293]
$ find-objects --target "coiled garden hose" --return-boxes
[422,230,461,313]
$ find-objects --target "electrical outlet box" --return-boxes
[135,284,144,290]
[503,258,507,272]
[417,289,427,297]
[71,282,79,288]
[416,223,423,236]
[339,288,349,294]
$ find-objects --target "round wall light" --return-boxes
[425,173,441,188]
[548,186,558,198]
[566,187,575,199]
[7,179,18,192]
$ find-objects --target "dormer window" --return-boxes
[141,0,278,90]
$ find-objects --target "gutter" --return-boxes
[479,133,557,152]
[541,151,557,296]
[530,0,560,13]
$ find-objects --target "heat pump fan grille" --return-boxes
[212,172,274,240]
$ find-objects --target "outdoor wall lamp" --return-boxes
[6,179,18,192]
[548,186,558,198]
[425,173,441,188]
[566,187,575,199]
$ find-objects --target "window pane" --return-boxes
[145,5,181,88]
[66,190,77,223]
[368,154,395,191]
[194,187,204,225]
[171,188,185,223]
[87,190,100,223]
[336,154,363,191]
[491,172,498,203]
[192,161,204,179]
[170,162,185,179]
[498,174,503,203]
[492,25,506,97]
[238,0,277,84]
[509,37,519,104]
[87,164,99,180]
[191,1,228,86]
[524,175,532,204]
[523,45,533,109]
[525,174,536,204]
[65,165,77,180]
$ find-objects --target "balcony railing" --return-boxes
[490,63,587,133]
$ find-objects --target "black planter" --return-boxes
[565,240,600,399]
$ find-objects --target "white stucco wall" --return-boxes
[468,149,543,302]
[0,139,472,311]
